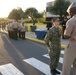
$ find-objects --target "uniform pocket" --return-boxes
[67,43,70,48]
[67,42,76,48]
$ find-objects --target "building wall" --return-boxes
[46,1,59,18]
[46,0,76,15]
[46,0,76,21]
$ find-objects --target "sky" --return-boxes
[0,0,54,18]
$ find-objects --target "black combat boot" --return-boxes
[54,69,61,74]
[51,69,56,75]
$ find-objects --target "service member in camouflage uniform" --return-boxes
[45,18,61,75]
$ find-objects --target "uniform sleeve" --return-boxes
[44,29,52,47]
[64,21,74,36]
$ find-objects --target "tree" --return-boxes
[8,7,24,20]
[8,9,20,20]
[24,7,43,24]
[50,0,70,19]
[17,7,25,19]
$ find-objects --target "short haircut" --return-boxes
[70,7,76,14]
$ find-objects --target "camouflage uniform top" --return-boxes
[45,26,61,51]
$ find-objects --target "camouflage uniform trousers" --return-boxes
[48,44,61,70]
[8,30,14,39]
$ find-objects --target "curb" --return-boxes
[26,37,66,49]
[2,30,66,49]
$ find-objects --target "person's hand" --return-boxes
[69,37,75,41]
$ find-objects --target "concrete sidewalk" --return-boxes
[26,32,69,48]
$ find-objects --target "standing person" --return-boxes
[7,22,12,38]
[18,24,22,39]
[46,21,52,30]
[12,19,20,40]
[62,2,76,75]
[61,18,67,39]
[21,23,26,39]
[45,18,61,75]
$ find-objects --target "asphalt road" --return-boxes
[0,32,72,75]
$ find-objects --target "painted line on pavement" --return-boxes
[61,50,64,54]
[23,57,62,75]
[43,53,73,68]
[43,54,63,64]
[0,63,24,75]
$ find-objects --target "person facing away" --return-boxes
[7,22,14,38]
[45,18,61,75]
[62,2,76,75]
[12,19,20,40]
[20,23,26,39]
[46,21,52,30]
[61,18,67,39]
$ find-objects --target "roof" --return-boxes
[46,12,60,18]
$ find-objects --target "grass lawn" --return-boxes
[25,23,46,31]
[25,23,62,31]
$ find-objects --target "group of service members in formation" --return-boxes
[7,19,27,40]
